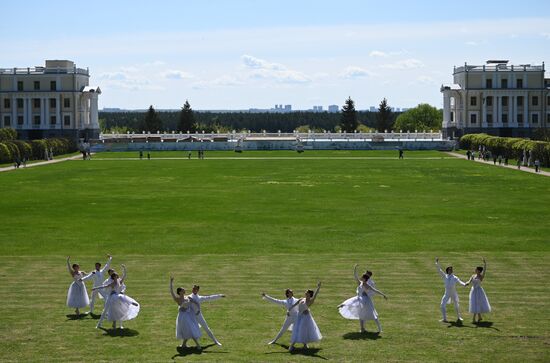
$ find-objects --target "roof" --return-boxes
[82,86,101,93]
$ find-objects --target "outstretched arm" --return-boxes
[261,293,286,306]
[435,258,445,278]
[199,294,226,302]
[81,271,95,282]
[169,276,179,303]
[93,280,114,291]
[364,283,387,299]
[353,264,360,283]
[290,298,303,310]
[101,255,112,273]
[465,275,473,285]
[456,276,467,286]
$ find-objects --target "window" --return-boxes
[532,113,539,124]
[470,97,477,106]
[547,96,550,106]
[33,116,41,125]
[502,96,508,107]
[50,81,57,91]
[501,79,508,88]
[64,98,71,108]
[34,81,40,90]
[517,114,523,124]
[50,115,57,125]
[49,98,56,108]
[502,114,508,123]
[63,115,71,126]
[486,79,493,88]
[470,113,477,124]
[532,96,539,106]
[516,78,523,88]
[4,99,10,109]
[517,96,523,107]
[450,112,454,122]
[17,116,24,125]
[17,99,24,109]
[486,114,493,124]
[33,99,40,108]
[486,96,493,106]
[17,81,23,91]
[548,114,550,124]
[3,115,10,126]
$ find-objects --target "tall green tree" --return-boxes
[143,105,163,132]
[178,100,196,132]
[393,103,442,131]
[340,97,358,132]
[376,98,393,132]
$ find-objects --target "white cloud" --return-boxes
[381,58,425,69]
[541,32,550,39]
[241,55,285,70]
[416,75,437,85]
[340,66,375,79]
[241,54,311,84]
[98,72,127,81]
[162,70,193,80]
[369,50,388,57]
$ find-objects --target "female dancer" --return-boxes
[170,276,202,349]
[465,258,491,323]
[289,282,322,351]
[93,265,139,329]
[66,256,89,315]
[338,264,387,333]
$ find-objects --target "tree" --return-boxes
[340,97,358,132]
[178,100,196,132]
[393,103,442,132]
[143,105,163,132]
[376,98,393,132]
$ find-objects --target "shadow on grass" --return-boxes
[88,313,101,320]
[474,321,499,331]
[98,327,140,337]
[343,331,381,340]
[265,343,327,360]
[446,320,474,329]
[171,344,225,359]
[65,313,87,320]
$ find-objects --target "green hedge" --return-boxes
[460,133,550,166]
[0,129,78,164]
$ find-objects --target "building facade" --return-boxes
[0,60,100,140]
[441,60,549,138]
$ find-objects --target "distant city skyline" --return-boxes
[2,0,549,110]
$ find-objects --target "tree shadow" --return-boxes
[343,331,381,340]
[474,321,499,331]
[98,327,140,337]
[265,344,327,360]
[171,344,225,359]
[65,313,87,320]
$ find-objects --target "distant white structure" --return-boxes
[441,60,549,138]
[312,106,323,112]
[328,105,339,113]
[0,60,100,140]
[369,106,377,112]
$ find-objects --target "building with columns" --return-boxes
[0,60,100,140]
[441,60,549,139]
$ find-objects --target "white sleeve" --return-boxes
[199,294,224,302]
[263,295,286,306]
[81,272,95,281]
[435,262,446,278]
[100,257,112,273]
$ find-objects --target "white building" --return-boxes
[0,60,100,140]
[441,60,549,138]
[328,104,339,113]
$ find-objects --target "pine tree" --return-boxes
[178,100,196,132]
[376,98,393,132]
[340,97,358,132]
[143,105,163,132]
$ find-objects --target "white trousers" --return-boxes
[440,292,461,320]
[197,313,219,344]
[271,315,297,343]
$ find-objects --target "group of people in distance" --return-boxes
[67,257,491,351]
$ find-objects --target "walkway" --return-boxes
[446,152,550,177]
[0,154,84,173]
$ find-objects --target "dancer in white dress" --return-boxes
[436,257,467,322]
[170,276,201,349]
[261,289,299,344]
[465,258,491,323]
[338,265,387,333]
[289,282,322,351]
[81,254,112,314]
[189,285,225,346]
[66,256,89,315]
[93,265,140,330]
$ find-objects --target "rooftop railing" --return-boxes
[0,67,89,76]
[454,64,544,74]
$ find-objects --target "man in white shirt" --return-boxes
[189,285,225,346]
[261,289,299,344]
[81,255,112,314]
[436,257,466,322]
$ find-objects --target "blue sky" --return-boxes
[2,0,550,110]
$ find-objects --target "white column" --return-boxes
[90,94,99,129]
[492,95,497,128]
[442,92,451,127]
[43,97,49,128]
[523,92,528,127]
[509,95,515,127]
[57,94,61,130]
[482,94,487,127]
[11,96,17,128]
[24,98,30,127]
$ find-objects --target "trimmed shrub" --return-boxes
[0,143,12,163]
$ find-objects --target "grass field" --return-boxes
[0,150,548,362]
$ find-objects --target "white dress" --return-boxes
[338,282,378,320]
[104,282,140,322]
[469,277,491,314]
[67,272,90,309]
[176,299,202,340]
[290,301,322,344]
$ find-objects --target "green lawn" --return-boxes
[0,151,548,362]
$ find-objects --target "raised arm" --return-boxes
[261,293,286,306]
[67,257,73,276]
[169,276,179,303]
[435,258,445,278]
[353,264,360,283]
[311,282,321,302]
[101,255,112,273]
[120,264,127,283]
[481,258,487,279]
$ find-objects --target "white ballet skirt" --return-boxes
[290,302,322,344]
[176,300,202,340]
[469,278,491,314]
[338,283,378,320]
[104,284,140,322]
[67,272,90,309]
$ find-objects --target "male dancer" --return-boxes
[81,254,112,314]
[96,266,127,329]
[261,289,299,344]
[189,285,225,346]
[435,257,466,322]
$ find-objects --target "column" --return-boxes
[482,93,487,127]
[509,95,515,127]
[492,94,497,129]
[24,98,30,127]
[523,92,529,127]
[42,97,48,128]
[57,94,61,130]
[11,96,16,128]
[90,94,99,129]
[442,92,451,127]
